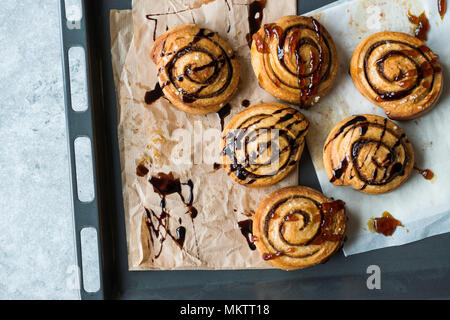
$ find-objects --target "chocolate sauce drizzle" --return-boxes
[146,17,159,41]
[330,157,348,182]
[222,108,308,185]
[217,103,231,131]
[241,99,251,108]
[255,17,333,108]
[144,172,199,259]
[144,208,182,259]
[261,196,345,261]
[237,219,256,250]
[363,40,441,103]
[246,0,267,48]
[145,82,164,105]
[136,162,149,177]
[325,116,410,189]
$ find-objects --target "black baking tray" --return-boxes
[59,0,450,300]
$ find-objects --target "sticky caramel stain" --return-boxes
[368,211,404,236]
[414,166,435,181]
[407,10,430,41]
[438,0,447,20]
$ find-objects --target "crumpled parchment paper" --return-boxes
[111,0,297,270]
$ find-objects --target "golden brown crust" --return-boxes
[350,31,443,120]
[323,114,415,194]
[253,186,346,270]
[221,103,309,188]
[250,15,338,108]
[149,24,240,114]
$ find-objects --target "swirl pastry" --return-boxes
[253,186,346,270]
[150,24,240,114]
[221,103,309,188]
[250,16,338,108]
[350,31,443,120]
[323,114,414,194]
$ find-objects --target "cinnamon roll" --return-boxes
[350,31,443,120]
[150,24,240,114]
[250,16,338,108]
[221,103,309,188]
[323,114,414,194]
[253,186,346,270]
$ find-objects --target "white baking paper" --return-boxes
[304,0,450,255]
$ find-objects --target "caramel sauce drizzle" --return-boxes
[290,18,324,107]
[438,0,447,20]
[263,251,284,261]
[414,166,435,180]
[364,41,442,104]
[368,211,404,236]
[319,200,345,214]
[253,33,269,53]
[253,17,331,108]
[261,197,345,261]
[264,24,285,60]
[310,200,345,245]
[407,10,430,41]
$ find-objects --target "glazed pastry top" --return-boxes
[253,186,346,270]
[323,114,415,194]
[250,15,338,107]
[150,24,240,114]
[350,31,442,120]
[221,103,309,188]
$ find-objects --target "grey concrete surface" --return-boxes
[0,0,80,299]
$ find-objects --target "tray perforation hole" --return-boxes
[80,227,100,293]
[64,0,83,24]
[68,46,88,112]
[74,136,95,202]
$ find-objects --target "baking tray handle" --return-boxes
[58,0,105,300]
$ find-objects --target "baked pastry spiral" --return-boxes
[250,15,338,108]
[150,24,240,114]
[323,114,414,194]
[221,103,309,188]
[253,186,346,270]
[350,31,443,120]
